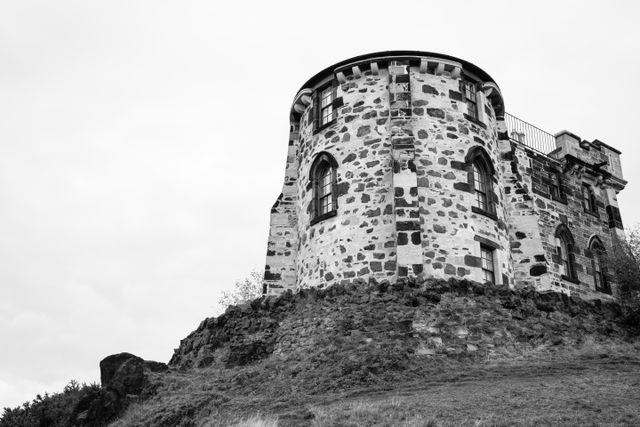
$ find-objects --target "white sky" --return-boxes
[1,0,639,409]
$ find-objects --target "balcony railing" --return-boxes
[504,112,557,155]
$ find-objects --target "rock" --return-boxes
[196,356,216,368]
[454,326,469,339]
[501,296,518,309]
[416,344,435,356]
[551,336,563,345]
[72,352,168,426]
[71,389,121,427]
[226,341,270,367]
[428,337,443,348]
[100,353,145,396]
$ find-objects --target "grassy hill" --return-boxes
[3,278,640,426]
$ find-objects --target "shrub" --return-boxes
[0,380,100,427]
[218,270,264,309]
[609,227,640,331]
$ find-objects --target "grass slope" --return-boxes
[113,346,640,426]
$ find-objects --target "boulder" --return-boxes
[100,352,145,396]
[71,353,167,426]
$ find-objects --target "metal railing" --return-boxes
[504,112,557,155]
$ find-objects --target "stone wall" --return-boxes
[170,278,628,371]
[294,64,396,289]
[409,62,511,286]
[263,123,300,293]
[503,134,626,300]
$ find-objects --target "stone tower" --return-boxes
[263,51,626,301]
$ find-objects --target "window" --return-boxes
[309,152,338,224]
[555,236,570,277]
[319,86,335,126]
[555,225,577,281]
[606,205,623,229]
[317,166,333,215]
[582,184,597,214]
[461,80,478,120]
[465,147,497,218]
[589,238,611,294]
[480,246,495,284]
[473,162,492,213]
[311,83,336,132]
[550,172,563,201]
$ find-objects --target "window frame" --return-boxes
[473,161,492,213]
[549,170,566,203]
[582,184,598,215]
[461,79,478,121]
[316,166,334,216]
[309,152,338,225]
[554,225,578,283]
[313,81,337,133]
[589,238,611,294]
[465,147,497,220]
[480,245,496,285]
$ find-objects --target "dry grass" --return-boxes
[109,348,640,426]
[200,413,278,427]
[308,357,640,426]
[311,400,438,426]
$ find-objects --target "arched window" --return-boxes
[589,237,610,294]
[555,225,576,281]
[309,152,338,224]
[473,161,493,213]
[465,147,496,216]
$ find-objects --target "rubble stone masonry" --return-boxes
[263,51,626,301]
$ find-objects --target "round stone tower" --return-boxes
[264,51,508,295]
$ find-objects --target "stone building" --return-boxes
[263,50,626,301]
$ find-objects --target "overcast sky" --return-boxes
[1,0,639,409]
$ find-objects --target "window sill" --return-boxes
[313,119,336,135]
[583,209,600,219]
[595,286,612,295]
[561,275,580,284]
[551,194,567,204]
[463,114,487,129]
[310,210,337,226]
[471,206,497,221]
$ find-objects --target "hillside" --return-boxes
[3,278,640,426]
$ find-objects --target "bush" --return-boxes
[609,227,640,330]
[218,270,263,309]
[0,380,100,427]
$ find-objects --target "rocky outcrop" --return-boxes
[71,353,167,426]
[169,278,626,371]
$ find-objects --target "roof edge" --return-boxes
[298,50,498,92]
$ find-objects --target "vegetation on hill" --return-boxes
[0,381,99,427]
